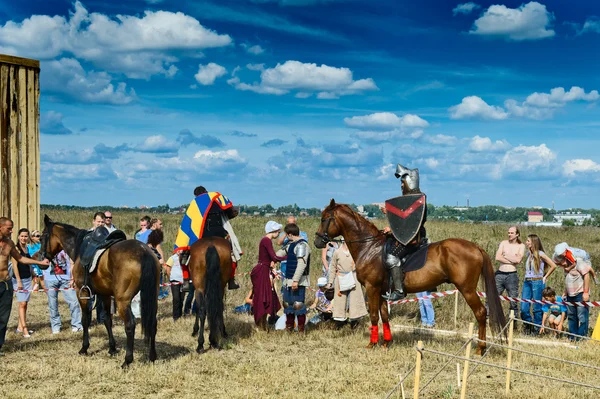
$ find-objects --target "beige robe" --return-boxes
[328,247,368,321]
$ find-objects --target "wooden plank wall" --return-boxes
[0,54,40,236]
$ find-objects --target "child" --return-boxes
[540,287,567,337]
[234,290,254,315]
[309,277,333,324]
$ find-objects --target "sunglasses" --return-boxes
[105,217,112,219]
[32,235,40,238]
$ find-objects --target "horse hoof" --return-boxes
[121,362,131,369]
[78,349,88,356]
[382,340,392,349]
[197,348,206,354]
[191,331,198,337]
[366,342,377,349]
[108,349,119,357]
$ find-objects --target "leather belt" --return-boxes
[525,277,543,281]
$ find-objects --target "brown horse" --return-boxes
[39,215,160,367]
[186,237,232,353]
[314,199,506,355]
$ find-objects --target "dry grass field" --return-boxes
[3,211,599,398]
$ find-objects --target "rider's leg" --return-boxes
[228,260,240,290]
[385,266,406,301]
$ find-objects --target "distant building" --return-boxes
[553,212,592,225]
[527,211,543,223]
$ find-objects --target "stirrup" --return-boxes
[79,285,93,300]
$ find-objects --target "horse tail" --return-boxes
[205,245,225,344]
[139,249,159,345]
[479,247,507,337]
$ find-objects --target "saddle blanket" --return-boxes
[403,244,429,273]
[89,249,107,274]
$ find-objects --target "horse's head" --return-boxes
[39,214,63,264]
[314,199,344,248]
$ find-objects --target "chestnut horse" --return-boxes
[186,237,232,353]
[314,200,505,354]
[39,215,160,367]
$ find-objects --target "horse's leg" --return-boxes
[366,283,381,349]
[101,295,118,356]
[195,290,207,354]
[78,298,91,355]
[116,298,135,368]
[460,289,488,355]
[379,294,392,348]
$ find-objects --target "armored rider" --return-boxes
[382,164,428,302]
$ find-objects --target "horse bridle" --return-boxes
[316,210,384,244]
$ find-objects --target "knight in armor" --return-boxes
[276,223,311,333]
[193,186,241,290]
[382,164,428,302]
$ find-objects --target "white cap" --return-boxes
[265,220,282,234]
[553,242,568,261]
[317,277,328,287]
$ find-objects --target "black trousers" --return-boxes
[171,283,184,320]
[184,285,196,315]
[0,280,14,348]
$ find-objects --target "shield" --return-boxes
[385,194,426,245]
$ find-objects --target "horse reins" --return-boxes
[316,210,384,245]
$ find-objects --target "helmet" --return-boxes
[395,163,420,192]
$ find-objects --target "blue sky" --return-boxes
[1,0,599,208]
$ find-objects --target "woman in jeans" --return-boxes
[12,228,34,337]
[520,234,557,335]
[494,226,525,319]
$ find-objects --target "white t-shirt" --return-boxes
[166,254,183,283]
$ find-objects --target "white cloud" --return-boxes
[469,135,511,152]
[40,111,73,135]
[246,63,265,71]
[0,1,232,78]
[453,2,481,16]
[344,112,429,130]
[42,58,136,105]
[243,44,265,55]
[498,144,557,177]
[229,60,378,98]
[424,134,458,146]
[563,159,600,176]
[134,135,179,154]
[580,17,600,34]
[42,163,117,182]
[524,86,599,107]
[469,2,555,41]
[350,129,424,144]
[194,63,227,85]
[449,96,509,120]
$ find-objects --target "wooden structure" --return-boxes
[0,54,40,233]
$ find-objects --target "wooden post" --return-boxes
[505,310,515,394]
[414,341,423,399]
[454,290,459,328]
[460,322,474,399]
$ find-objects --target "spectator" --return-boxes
[539,287,567,338]
[148,226,168,300]
[135,216,152,243]
[28,230,45,292]
[0,217,49,353]
[553,243,593,340]
[104,211,117,233]
[250,221,286,330]
[165,252,184,321]
[309,277,333,325]
[416,292,435,328]
[88,212,107,325]
[45,250,82,334]
[494,226,525,318]
[12,228,35,337]
[321,241,339,279]
[327,240,368,329]
[521,234,557,335]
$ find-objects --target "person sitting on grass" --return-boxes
[234,289,254,315]
[539,287,567,338]
[308,277,333,325]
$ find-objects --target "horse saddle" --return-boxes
[384,235,430,273]
[80,228,127,273]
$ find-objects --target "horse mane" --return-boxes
[51,221,87,259]
[334,203,381,236]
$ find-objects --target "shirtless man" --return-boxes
[0,217,50,354]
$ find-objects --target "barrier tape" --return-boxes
[11,273,600,308]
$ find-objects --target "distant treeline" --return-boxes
[41,203,600,225]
